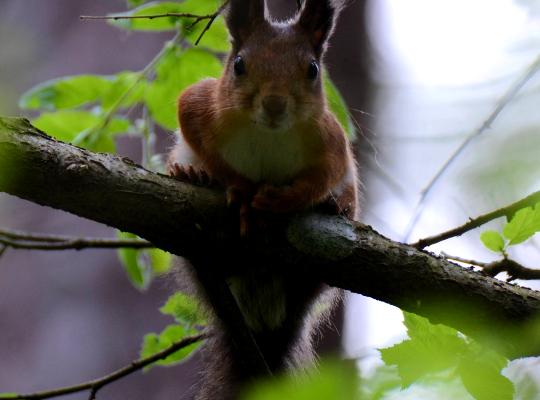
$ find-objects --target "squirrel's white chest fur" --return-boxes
[218,125,307,184]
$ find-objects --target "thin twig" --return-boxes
[403,53,540,241]
[0,228,89,243]
[8,334,204,400]
[482,258,540,281]
[441,252,487,267]
[193,1,229,46]
[80,12,214,21]
[413,190,540,249]
[442,253,540,281]
[0,236,153,251]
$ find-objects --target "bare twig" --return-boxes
[403,53,540,241]
[442,252,540,282]
[0,236,153,251]
[483,258,540,281]
[441,252,487,267]
[413,190,540,249]
[80,12,214,21]
[193,1,229,46]
[8,334,204,400]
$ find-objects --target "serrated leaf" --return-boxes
[458,354,513,400]
[324,73,355,139]
[480,230,506,253]
[109,2,186,31]
[381,313,466,386]
[32,111,129,152]
[145,47,222,129]
[19,75,113,111]
[117,231,151,290]
[160,292,206,327]
[503,202,540,245]
[140,324,201,369]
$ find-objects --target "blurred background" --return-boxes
[1,0,540,399]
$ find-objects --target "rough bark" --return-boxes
[1,116,540,359]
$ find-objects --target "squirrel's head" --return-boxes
[218,0,341,131]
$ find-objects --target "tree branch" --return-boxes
[7,334,204,400]
[413,190,540,249]
[0,231,153,251]
[2,116,540,358]
[403,53,540,240]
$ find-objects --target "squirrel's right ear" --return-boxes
[226,0,266,46]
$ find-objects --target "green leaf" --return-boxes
[458,353,513,400]
[140,324,201,368]
[242,360,359,400]
[32,111,129,153]
[19,75,113,111]
[148,248,172,274]
[381,313,466,387]
[160,292,206,327]
[109,2,186,31]
[324,73,355,139]
[503,202,540,245]
[145,47,222,129]
[117,231,151,290]
[480,230,506,253]
[0,394,18,399]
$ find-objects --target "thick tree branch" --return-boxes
[2,117,540,358]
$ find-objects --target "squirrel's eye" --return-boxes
[233,55,246,76]
[307,60,319,80]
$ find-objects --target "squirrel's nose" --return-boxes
[262,95,287,119]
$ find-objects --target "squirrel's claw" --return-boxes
[169,163,216,187]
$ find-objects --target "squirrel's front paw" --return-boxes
[252,184,299,213]
[169,163,214,187]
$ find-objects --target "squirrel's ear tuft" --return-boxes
[226,0,266,46]
[297,0,340,56]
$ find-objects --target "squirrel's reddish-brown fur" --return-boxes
[168,0,358,398]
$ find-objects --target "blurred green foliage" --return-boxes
[378,313,514,400]
[241,360,360,400]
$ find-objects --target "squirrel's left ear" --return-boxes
[296,0,340,56]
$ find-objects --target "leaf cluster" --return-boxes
[380,313,514,400]
[481,201,540,253]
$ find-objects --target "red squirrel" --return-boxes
[168,0,358,398]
